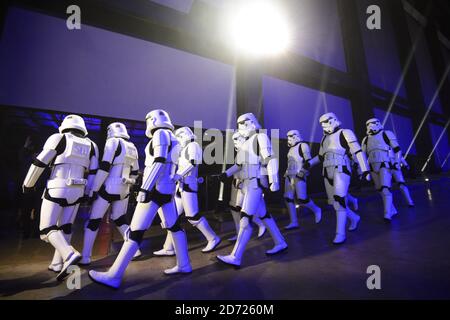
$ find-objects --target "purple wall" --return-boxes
[357,0,407,98]
[287,0,347,72]
[0,7,236,130]
[373,108,416,155]
[406,15,443,114]
[429,123,450,170]
[263,76,354,142]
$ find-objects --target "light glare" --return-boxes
[229,2,290,56]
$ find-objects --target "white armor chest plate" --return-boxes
[366,132,390,163]
[238,134,261,179]
[320,130,349,168]
[287,144,303,175]
[53,133,91,168]
[179,142,201,180]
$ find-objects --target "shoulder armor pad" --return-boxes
[153,129,171,147]
[43,133,65,150]
[342,129,358,143]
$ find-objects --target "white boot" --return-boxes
[346,209,361,231]
[391,205,398,217]
[333,210,347,244]
[381,189,394,221]
[304,200,322,224]
[217,219,253,267]
[48,250,63,272]
[400,184,414,207]
[49,230,72,271]
[117,225,142,259]
[262,217,288,255]
[89,239,139,289]
[253,216,267,238]
[79,227,98,266]
[228,210,241,241]
[153,232,175,256]
[284,200,299,230]
[164,231,192,275]
[47,230,80,281]
[192,217,221,253]
[57,247,82,281]
[347,194,359,211]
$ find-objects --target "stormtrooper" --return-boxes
[80,122,141,265]
[228,132,266,241]
[217,114,287,267]
[22,114,99,280]
[306,112,371,244]
[389,147,415,207]
[153,126,221,256]
[362,118,401,220]
[89,109,191,289]
[284,130,322,229]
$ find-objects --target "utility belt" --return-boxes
[47,178,87,189]
[182,175,198,184]
[106,177,136,185]
[368,150,390,163]
[239,164,261,180]
[323,153,349,168]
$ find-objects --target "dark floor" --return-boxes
[1,177,450,300]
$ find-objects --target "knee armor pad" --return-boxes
[166,217,183,232]
[284,197,294,203]
[87,218,102,231]
[113,215,129,227]
[260,212,272,220]
[333,195,346,210]
[379,186,392,195]
[186,214,203,225]
[240,212,254,228]
[129,230,145,244]
[39,225,59,242]
[59,223,72,235]
[297,197,310,204]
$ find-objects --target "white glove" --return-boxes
[270,182,280,192]
[137,191,147,203]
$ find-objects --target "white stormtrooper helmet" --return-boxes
[232,131,246,151]
[145,109,174,138]
[286,130,303,147]
[107,122,130,140]
[366,118,383,135]
[237,113,261,138]
[175,126,196,147]
[319,112,341,135]
[59,114,88,137]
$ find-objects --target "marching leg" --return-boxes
[89,201,158,289]
[111,198,142,259]
[399,183,414,207]
[296,179,321,224]
[284,179,298,229]
[161,201,192,275]
[228,209,241,241]
[217,214,253,267]
[347,194,359,211]
[80,196,110,265]
[252,216,267,238]
[259,200,287,255]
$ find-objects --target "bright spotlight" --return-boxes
[425,178,430,182]
[229,1,290,56]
